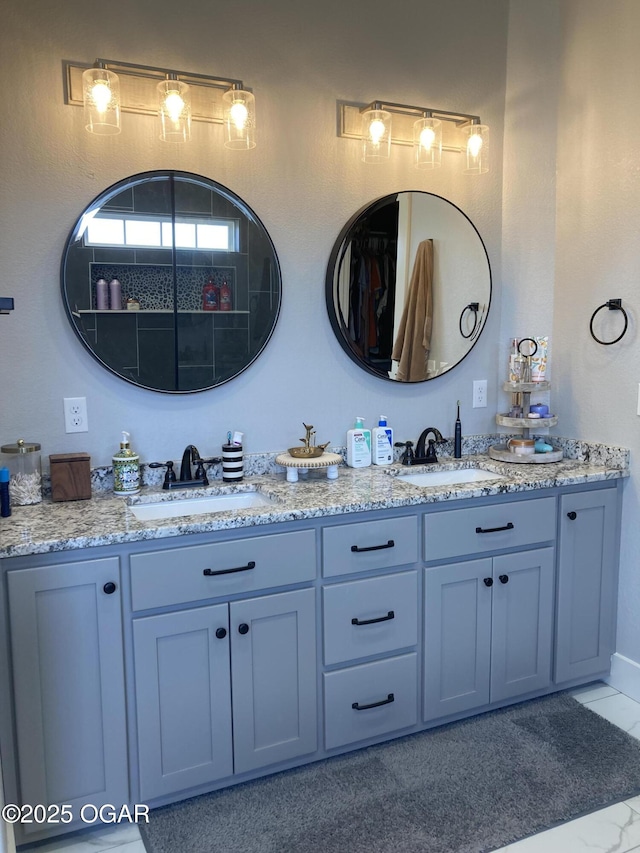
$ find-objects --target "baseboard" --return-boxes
[606,653,640,702]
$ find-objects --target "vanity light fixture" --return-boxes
[341,100,488,174]
[66,59,256,147]
[157,75,191,143]
[222,84,256,149]
[82,62,121,135]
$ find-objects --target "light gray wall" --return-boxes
[503,0,640,692]
[553,0,640,687]
[0,0,508,468]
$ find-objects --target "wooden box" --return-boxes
[49,453,91,502]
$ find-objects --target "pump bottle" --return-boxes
[346,417,371,468]
[113,431,140,495]
[372,416,393,465]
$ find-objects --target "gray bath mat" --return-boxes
[140,691,640,853]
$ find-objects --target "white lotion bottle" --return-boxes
[346,417,371,468]
[372,415,393,465]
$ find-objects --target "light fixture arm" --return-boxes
[359,100,481,127]
[92,58,245,92]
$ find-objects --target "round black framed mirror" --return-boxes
[326,191,491,382]
[61,170,282,393]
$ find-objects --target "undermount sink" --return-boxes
[395,468,507,488]
[129,491,276,521]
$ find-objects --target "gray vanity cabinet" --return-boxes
[424,548,554,721]
[7,558,128,832]
[134,587,317,801]
[422,494,556,723]
[555,488,619,683]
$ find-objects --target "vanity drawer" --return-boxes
[324,653,418,750]
[323,571,418,665]
[130,529,316,611]
[424,496,556,562]
[322,515,418,578]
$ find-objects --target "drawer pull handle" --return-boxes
[351,539,395,553]
[352,693,395,711]
[499,574,509,584]
[238,623,250,635]
[475,522,514,534]
[352,610,395,626]
[567,511,577,520]
[215,627,227,639]
[203,560,256,577]
[484,577,493,587]
[103,581,117,595]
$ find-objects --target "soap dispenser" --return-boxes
[113,431,140,495]
[346,417,371,468]
[372,416,393,465]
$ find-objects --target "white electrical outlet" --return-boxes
[472,379,487,408]
[64,397,88,433]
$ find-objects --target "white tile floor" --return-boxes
[31,683,640,853]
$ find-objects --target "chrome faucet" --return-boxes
[415,428,446,464]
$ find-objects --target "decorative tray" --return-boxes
[488,444,563,464]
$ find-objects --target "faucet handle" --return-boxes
[394,441,415,466]
[149,460,177,489]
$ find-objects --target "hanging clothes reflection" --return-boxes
[345,228,397,374]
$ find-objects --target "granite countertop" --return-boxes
[0,442,629,560]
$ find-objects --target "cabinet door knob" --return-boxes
[238,623,250,635]
[567,511,577,520]
[499,574,509,584]
[103,581,117,595]
[215,627,227,639]
[483,577,493,587]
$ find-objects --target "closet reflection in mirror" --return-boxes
[61,171,281,393]
[326,191,491,382]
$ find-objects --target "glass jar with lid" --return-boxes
[0,439,42,505]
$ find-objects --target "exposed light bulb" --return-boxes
[164,90,185,123]
[230,100,248,131]
[91,81,112,114]
[467,132,483,158]
[368,118,386,145]
[419,126,436,150]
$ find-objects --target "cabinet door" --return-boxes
[8,559,127,830]
[555,489,618,683]
[490,547,554,703]
[424,558,492,721]
[133,603,233,800]
[231,588,317,774]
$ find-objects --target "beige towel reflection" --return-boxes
[391,239,433,381]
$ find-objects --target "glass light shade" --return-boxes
[463,123,490,174]
[413,117,442,169]
[222,88,256,149]
[361,108,391,163]
[157,79,191,143]
[82,67,121,135]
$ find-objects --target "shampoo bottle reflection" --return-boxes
[346,417,371,468]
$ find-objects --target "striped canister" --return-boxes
[222,444,243,482]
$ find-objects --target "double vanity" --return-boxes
[0,441,628,845]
